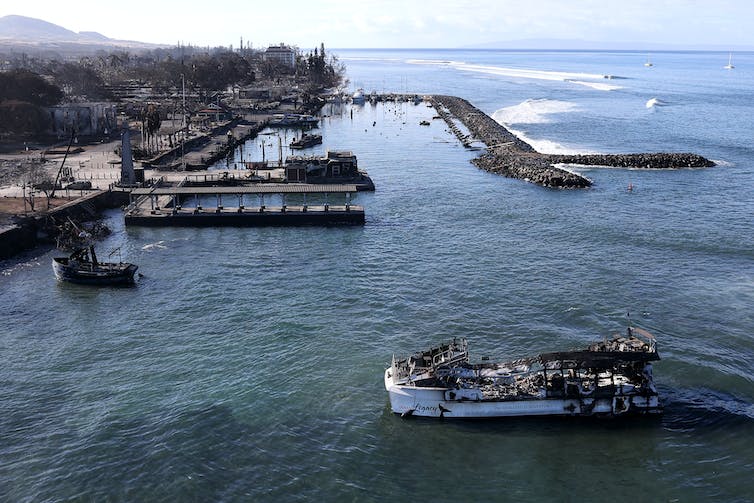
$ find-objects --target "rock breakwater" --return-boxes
[548,153,715,169]
[430,95,714,188]
[431,95,590,188]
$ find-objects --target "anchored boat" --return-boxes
[52,246,138,285]
[268,113,319,127]
[290,133,323,149]
[384,327,661,418]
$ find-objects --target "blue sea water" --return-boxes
[2,49,753,501]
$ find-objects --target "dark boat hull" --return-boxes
[290,135,323,149]
[52,257,138,285]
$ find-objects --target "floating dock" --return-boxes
[125,184,364,227]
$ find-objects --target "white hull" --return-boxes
[385,369,661,418]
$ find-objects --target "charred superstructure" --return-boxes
[385,327,661,418]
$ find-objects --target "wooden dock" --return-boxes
[125,184,364,227]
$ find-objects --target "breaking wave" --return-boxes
[406,59,624,91]
[507,132,595,155]
[646,97,668,109]
[491,99,597,155]
[405,58,463,66]
[492,99,580,125]
[566,80,624,91]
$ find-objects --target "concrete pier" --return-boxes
[124,184,364,227]
[430,95,715,188]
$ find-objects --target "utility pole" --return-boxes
[181,73,186,171]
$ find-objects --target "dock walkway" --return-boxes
[125,183,364,227]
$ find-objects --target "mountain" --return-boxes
[78,31,110,42]
[0,15,78,41]
[0,15,166,55]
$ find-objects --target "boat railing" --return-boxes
[628,327,657,352]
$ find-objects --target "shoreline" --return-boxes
[0,92,719,260]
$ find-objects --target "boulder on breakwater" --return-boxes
[547,152,715,169]
[429,95,715,188]
[472,152,591,189]
[432,95,591,188]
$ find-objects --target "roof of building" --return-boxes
[265,45,294,53]
[131,184,358,196]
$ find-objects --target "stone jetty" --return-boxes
[547,153,714,169]
[430,95,715,188]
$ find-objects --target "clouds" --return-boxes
[1,0,751,48]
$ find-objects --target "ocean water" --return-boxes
[2,49,753,502]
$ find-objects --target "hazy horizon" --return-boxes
[1,0,752,51]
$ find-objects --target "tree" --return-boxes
[50,62,112,101]
[24,162,55,210]
[0,69,63,106]
[141,104,162,154]
[0,100,52,135]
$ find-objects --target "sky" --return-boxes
[2,0,753,50]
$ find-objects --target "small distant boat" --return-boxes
[351,88,366,105]
[290,133,323,149]
[53,246,138,285]
[385,325,661,419]
[724,53,735,70]
[644,54,653,67]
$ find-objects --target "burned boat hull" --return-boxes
[290,134,323,149]
[385,330,661,419]
[52,246,138,285]
[53,258,138,285]
[384,374,661,418]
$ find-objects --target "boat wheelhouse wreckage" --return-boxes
[384,327,660,419]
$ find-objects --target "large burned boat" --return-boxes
[384,327,660,418]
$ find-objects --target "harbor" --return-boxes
[431,95,715,188]
[1,43,753,503]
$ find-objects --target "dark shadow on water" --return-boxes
[7,403,262,502]
[660,385,754,432]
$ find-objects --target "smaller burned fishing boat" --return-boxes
[290,133,323,150]
[385,326,661,419]
[52,246,138,285]
[269,113,319,127]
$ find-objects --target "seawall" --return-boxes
[0,190,129,260]
[430,95,715,188]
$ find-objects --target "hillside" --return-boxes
[0,15,166,55]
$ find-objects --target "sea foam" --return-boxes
[406,60,623,91]
[646,97,668,109]
[492,100,597,155]
[506,130,596,155]
[567,80,624,91]
[492,99,579,124]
